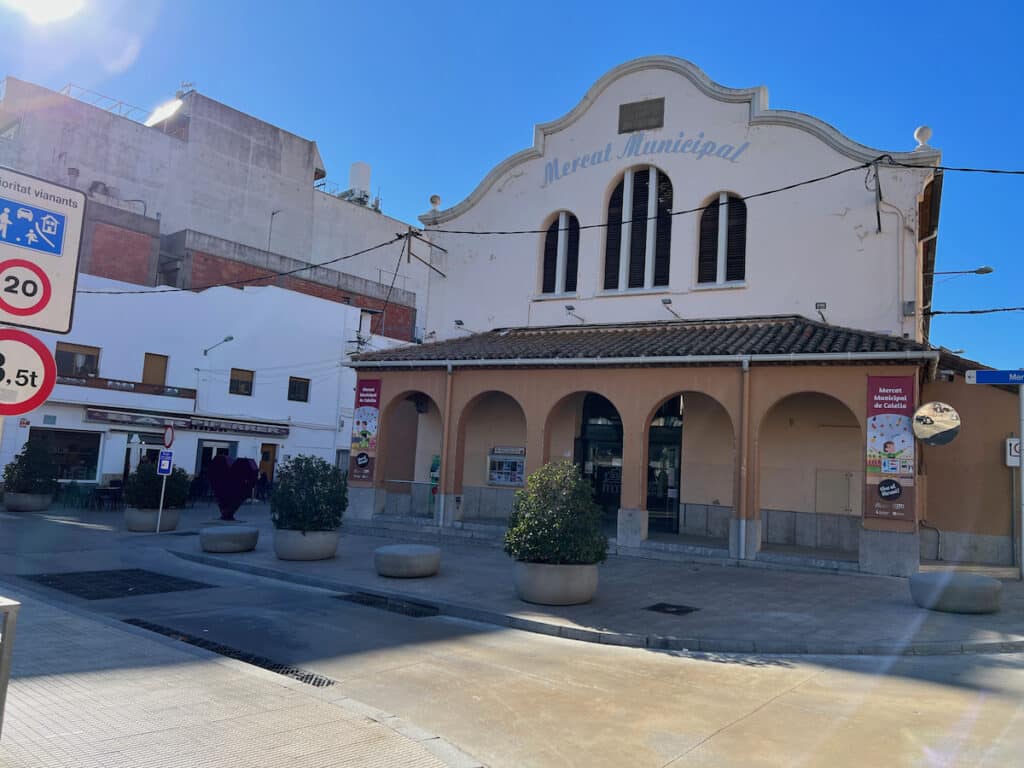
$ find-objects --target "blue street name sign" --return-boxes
[157,450,173,476]
[966,370,1024,385]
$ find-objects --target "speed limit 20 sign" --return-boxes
[0,328,57,415]
[0,166,85,334]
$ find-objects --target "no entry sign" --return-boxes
[0,166,85,334]
[0,328,57,415]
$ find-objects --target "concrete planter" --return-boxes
[124,507,179,532]
[273,529,340,561]
[3,492,53,512]
[514,561,599,606]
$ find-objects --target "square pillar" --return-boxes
[617,508,648,547]
[729,516,761,560]
[347,485,381,520]
[859,528,919,577]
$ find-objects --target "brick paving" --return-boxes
[0,585,452,768]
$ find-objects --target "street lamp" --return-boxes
[203,335,234,356]
[924,266,994,276]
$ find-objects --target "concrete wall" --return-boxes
[758,392,863,516]
[420,58,936,342]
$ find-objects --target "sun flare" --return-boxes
[2,0,84,25]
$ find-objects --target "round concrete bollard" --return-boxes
[909,571,1002,614]
[374,544,441,578]
[200,526,259,553]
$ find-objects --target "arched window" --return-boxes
[603,167,673,290]
[698,193,746,284]
[541,212,580,294]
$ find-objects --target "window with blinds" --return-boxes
[698,193,746,285]
[604,167,673,290]
[540,212,580,294]
[229,368,254,396]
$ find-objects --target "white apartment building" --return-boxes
[0,273,395,486]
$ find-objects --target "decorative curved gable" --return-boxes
[420,56,940,225]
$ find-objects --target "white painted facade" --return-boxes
[0,274,399,483]
[0,77,432,320]
[418,57,940,341]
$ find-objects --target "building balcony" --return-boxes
[55,374,196,400]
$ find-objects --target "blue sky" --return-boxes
[1,0,1021,367]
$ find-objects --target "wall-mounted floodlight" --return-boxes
[203,335,234,356]
[661,297,681,319]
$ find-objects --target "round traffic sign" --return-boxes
[0,329,56,415]
[163,424,175,448]
[0,259,52,317]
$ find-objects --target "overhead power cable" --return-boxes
[77,235,405,295]
[926,307,1024,316]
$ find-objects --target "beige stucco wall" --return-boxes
[921,376,1018,537]
[758,392,863,515]
[413,402,443,483]
[680,392,735,506]
[460,392,528,487]
[381,398,419,489]
[546,394,584,462]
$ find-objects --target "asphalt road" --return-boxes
[68,555,1024,768]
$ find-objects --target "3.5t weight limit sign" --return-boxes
[0,166,85,334]
[0,329,57,415]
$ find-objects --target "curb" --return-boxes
[171,550,1024,658]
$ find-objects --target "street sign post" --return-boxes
[163,425,175,449]
[1008,438,1021,468]
[0,167,85,334]
[967,369,1024,577]
[0,328,57,416]
[155,450,173,533]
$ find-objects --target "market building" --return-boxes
[347,57,1020,577]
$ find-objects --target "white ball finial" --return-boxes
[913,125,933,148]
[429,194,441,211]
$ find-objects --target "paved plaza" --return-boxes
[1,503,1023,766]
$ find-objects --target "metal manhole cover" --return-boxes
[646,602,699,616]
[23,569,213,600]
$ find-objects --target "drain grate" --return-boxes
[23,569,213,600]
[646,602,699,616]
[170,531,200,536]
[334,592,440,618]
[123,619,336,688]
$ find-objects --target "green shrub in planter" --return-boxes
[504,461,608,565]
[124,462,189,509]
[271,455,347,532]
[2,439,58,495]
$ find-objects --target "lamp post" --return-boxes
[924,266,994,276]
[203,335,234,356]
[268,209,283,251]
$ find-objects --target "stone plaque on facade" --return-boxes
[618,97,665,133]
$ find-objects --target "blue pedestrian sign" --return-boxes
[0,166,85,334]
[157,450,173,476]
[966,370,1024,386]
[0,197,67,256]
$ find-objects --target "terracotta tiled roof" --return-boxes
[352,315,930,366]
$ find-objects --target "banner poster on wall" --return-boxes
[864,375,916,520]
[351,379,381,451]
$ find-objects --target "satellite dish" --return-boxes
[912,402,961,446]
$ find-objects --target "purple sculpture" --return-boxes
[208,455,259,521]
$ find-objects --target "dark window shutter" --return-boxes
[541,219,558,293]
[697,201,719,283]
[628,169,649,288]
[564,214,580,292]
[604,182,623,289]
[653,172,673,286]
[725,195,746,282]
